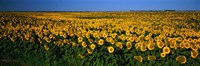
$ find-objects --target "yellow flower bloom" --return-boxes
[44,44,49,51]
[191,44,198,51]
[125,30,130,36]
[175,37,182,42]
[90,44,96,50]
[110,40,115,45]
[78,54,85,59]
[197,43,200,49]
[129,37,135,42]
[87,49,93,54]
[184,43,190,49]
[81,42,87,48]
[72,42,77,47]
[169,40,177,48]
[160,52,166,58]
[107,46,114,53]
[179,42,185,49]
[176,55,187,64]
[103,32,108,38]
[88,39,94,43]
[63,39,68,44]
[147,43,155,50]
[98,39,104,45]
[147,55,156,60]
[191,50,198,58]
[157,40,164,49]
[140,45,147,52]
[134,56,143,63]
[126,41,132,50]
[85,32,90,38]
[163,46,170,54]
[116,42,123,49]
[78,37,83,42]
[111,33,117,38]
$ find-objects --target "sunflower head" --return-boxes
[90,44,96,50]
[81,42,87,48]
[107,46,114,53]
[44,44,49,51]
[148,55,156,61]
[175,55,187,64]
[98,39,104,45]
[191,50,198,58]
[116,42,123,49]
[191,44,198,51]
[179,42,185,49]
[163,46,170,54]
[88,39,94,43]
[134,56,143,63]
[126,41,132,50]
[184,43,190,49]
[110,40,115,45]
[157,40,164,49]
[160,52,166,58]
[78,37,83,42]
[147,43,155,50]
[87,49,93,54]
[140,45,147,52]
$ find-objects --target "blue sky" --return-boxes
[0,0,200,11]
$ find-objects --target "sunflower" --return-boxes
[106,37,112,42]
[98,39,104,45]
[157,40,165,49]
[72,42,77,47]
[134,56,143,63]
[81,42,87,48]
[147,43,155,50]
[179,42,185,49]
[120,34,126,41]
[196,42,200,49]
[163,46,170,54]
[126,41,132,50]
[111,33,117,38]
[87,49,93,54]
[110,40,115,45]
[191,50,198,58]
[78,37,83,42]
[107,46,114,53]
[191,44,198,51]
[78,54,85,59]
[175,55,187,64]
[140,45,147,52]
[148,55,156,60]
[116,42,123,49]
[176,37,182,42]
[90,44,96,50]
[184,43,190,49]
[44,44,49,51]
[145,36,150,40]
[85,32,90,38]
[135,43,140,50]
[126,30,130,36]
[103,32,108,38]
[88,39,94,43]
[63,39,69,44]
[170,42,176,49]
[129,37,135,42]
[160,52,166,58]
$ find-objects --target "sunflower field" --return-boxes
[0,12,200,66]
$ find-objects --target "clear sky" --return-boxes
[0,0,200,11]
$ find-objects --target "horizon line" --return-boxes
[0,10,200,12]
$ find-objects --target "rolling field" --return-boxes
[0,12,200,66]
